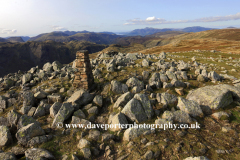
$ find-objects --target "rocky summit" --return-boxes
[0,49,240,160]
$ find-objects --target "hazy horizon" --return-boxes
[1,0,240,37]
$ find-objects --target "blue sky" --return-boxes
[1,0,240,37]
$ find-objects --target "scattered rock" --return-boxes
[0,126,12,147]
[177,97,203,117]
[16,123,45,146]
[25,148,55,160]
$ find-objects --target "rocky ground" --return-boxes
[0,50,240,160]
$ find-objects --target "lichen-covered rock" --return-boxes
[16,123,45,146]
[34,91,48,99]
[121,98,148,123]
[27,107,36,117]
[197,74,207,82]
[160,74,169,82]
[132,86,143,93]
[52,102,74,128]
[102,133,115,142]
[126,53,138,60]
[0,126,12,147]
[201,69,208,77]
[17,115,40,130]
[159,52,166,59]
[50,102,62,118]
[111,80,128,94]
[0,100,7,109]
[87,106,98,115]
[108,112,128,131]
[73,109,86,119]
[113,92,134,109]
[33,104,45,118]
[163,82,174,89]
[162,111,174,121]
[67,89,94,106]
[2,78,15,89]
[88,130,100,141]
[171,80,187,88]
[93,95,103,107]
[160,93,178,107]
[27,135,53,147]
[166,71,177,80]
[52,61,63,71]
[20,106,32,114]
[123,127,151,141]
[77,138,90,149]
[173,110,192,123]
[177,97,203,117]
[149,73,161,89]
[126,77,144,90]
[81,148,91,159]
[134,93,154,119]
[7,110,21,126]
[47,94,63,104]
[0,152,17,160]
[43,62,53,72]
[0,117,8,126]
[186,85,233,110]
[142,71,150,81]
[25,148,55,160]
[142,59,150,67]
[22,73,33,85]
[21,91,35,106]
[218,84,240,102]
[10,147,26,157]
[212,111,229,120]
[208,71,221,81]
[143,150,153,160]
[178,61,190,71]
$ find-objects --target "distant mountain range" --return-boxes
[125,26,215,36]
[0,26,215,43]
[1,36,30,42]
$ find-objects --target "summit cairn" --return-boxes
[73,50,94,90]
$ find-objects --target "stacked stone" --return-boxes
[73,50,94,90]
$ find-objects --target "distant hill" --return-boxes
[28,32,75,42]
[21,36,30,41]
[138,28,240,55]
[181,26,214,32]
[28,32,123,44]
[0,41,107,77]
[147,31,185,38]
[55,30,90,36]
[0,38,8,42]
[69,32,122,44]
[127,27,173,36]
[122,26,214,36]
[6,37,24,42]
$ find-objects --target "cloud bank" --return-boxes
[51,25,68,31]
[1,29,17,34]
[124,13,240,25]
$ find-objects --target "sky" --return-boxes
[1,0,240,37]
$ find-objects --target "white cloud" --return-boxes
[124,13,240,25]
[1,29,17,34]
[50,25,68,31]
[146,16,156,21]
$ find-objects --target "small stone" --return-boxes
[175,88,184,96]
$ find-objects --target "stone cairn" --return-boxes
[73,50,94,90]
